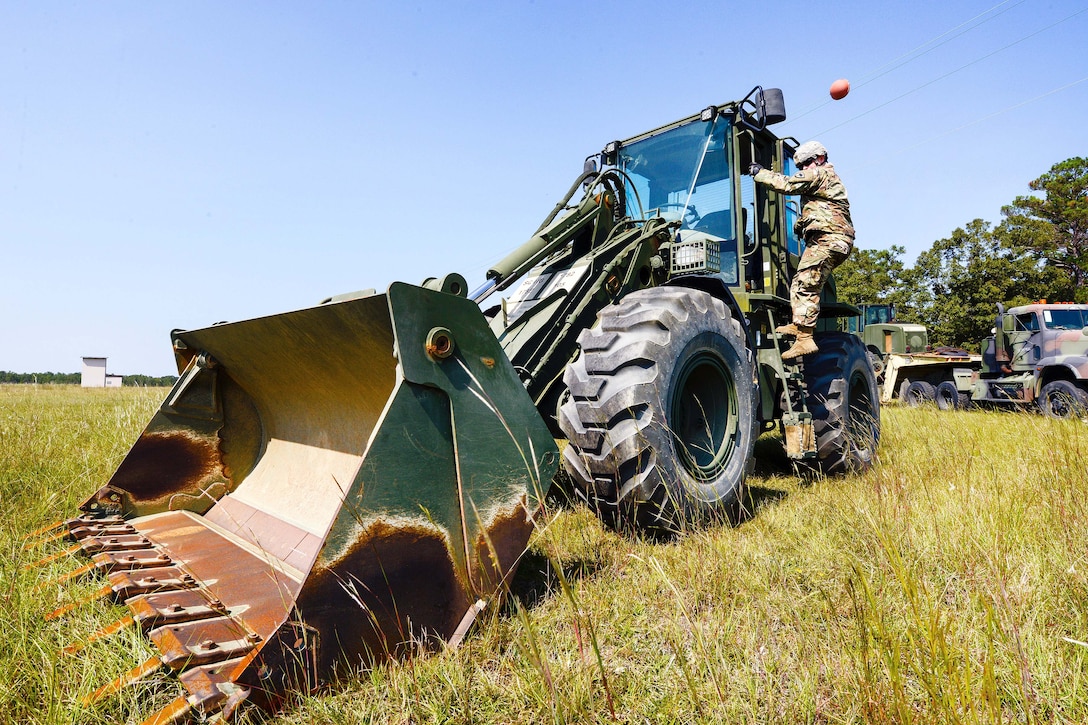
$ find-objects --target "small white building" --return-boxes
[82,357,123,388]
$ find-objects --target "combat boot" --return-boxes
[782,326,818,360]
[775,322,801,337]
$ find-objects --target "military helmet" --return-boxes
[794,141,828,167]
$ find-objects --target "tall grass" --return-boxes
[2,386,1086,723]
[0,385,173,724]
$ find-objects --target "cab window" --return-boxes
[783,154,803,256]
[1014,313,1039,332]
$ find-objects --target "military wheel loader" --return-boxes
[30,86,880,722]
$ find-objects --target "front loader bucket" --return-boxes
[49,281,559,720]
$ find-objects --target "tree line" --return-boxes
[0,371,178,387]
[835,156,1088,348]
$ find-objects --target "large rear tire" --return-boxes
[558,287,758,533]
[935,380,968,411]
[901,380,936,406]
[804,333,880,474]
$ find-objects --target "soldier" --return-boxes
[747,141,854,359]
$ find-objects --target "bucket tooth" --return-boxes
[22,528,69,550]
[35,561,95,591]
[65,514,128,539]
[149,616,260,670]
[138,696,192,725]
[71,523,138,542]
[68,513,125,526]
[92,549,172,572]
[44,584,113,621]
[62,616,136,655]
[80,655,165,706]
[62,589,228,654]
[128,590,229,629]
[138,659,252,725]
[24,543,82,570]
[177,656,253,717]
[80,533,152,554]
[108,566,198,600]
[24,519,66,540]
[70,521,134,541]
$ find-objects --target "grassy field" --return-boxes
[1,385,1086,724]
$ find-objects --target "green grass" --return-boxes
[2,385,1086,724]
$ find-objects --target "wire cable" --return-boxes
[854,74,1088,169]
[807,5,1088,138]
[853,0,1028,90]
[788,0,1029,122]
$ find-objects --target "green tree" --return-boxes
[123,374,178,387]
[832,244,911,307]
[909,219,1052,347]
[998,156,1088,302]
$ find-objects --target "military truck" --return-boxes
[845,304,929,361]
[844,303,982,408]
[952,302,1088,417]
[28,87,881,722]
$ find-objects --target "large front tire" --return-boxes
[558,287,758,533]
[1038,379,1088,419]
[804,333,881,474]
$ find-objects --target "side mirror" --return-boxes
[738,86,787,131]
[764,88,787,124]
[582,156,599,190]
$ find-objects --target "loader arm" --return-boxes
[482,173,676,428]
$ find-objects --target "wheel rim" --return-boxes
[1046,390,1072,417]
[670,352,738,481]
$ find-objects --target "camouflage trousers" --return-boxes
[791,233,852,327]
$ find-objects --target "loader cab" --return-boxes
[604,87,794,301]
[612,112,741,284]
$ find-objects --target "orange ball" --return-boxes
[830,78,850,100]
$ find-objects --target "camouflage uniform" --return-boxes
[753,163,854,326]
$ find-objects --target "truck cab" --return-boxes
[845,304,930,356]
[977,302,1088,416]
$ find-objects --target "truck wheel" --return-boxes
[803,333,880,474]
[867,350,885,381]
[1038,380,1088,419]
[935,380,968,411]
[902,380,936,406]
[558,287,758,533]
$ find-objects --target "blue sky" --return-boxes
[2,1,1086,376]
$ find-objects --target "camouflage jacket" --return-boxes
[753,163,855,240]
